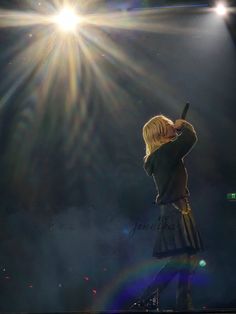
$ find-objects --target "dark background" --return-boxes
[0,0,235,311]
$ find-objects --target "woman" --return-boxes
[131,115,204,311]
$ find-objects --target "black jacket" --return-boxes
[144,121,197,205]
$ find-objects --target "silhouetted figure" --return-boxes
[130,115,204,311]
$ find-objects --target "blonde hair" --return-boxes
[142,114,174,161]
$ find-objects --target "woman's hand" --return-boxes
[174,119,187,130]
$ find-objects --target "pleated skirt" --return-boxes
[152,198,204,259]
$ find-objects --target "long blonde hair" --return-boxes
[142,115,174,161]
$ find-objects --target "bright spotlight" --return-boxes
[54,8,80,32]
[215,3,227,16]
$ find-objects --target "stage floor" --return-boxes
[5,308,236,314]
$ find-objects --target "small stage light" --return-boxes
[54,7,80,32]
[199,259,207,267]
[215,3,227,16]
[227,193,236,201]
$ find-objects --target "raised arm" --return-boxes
[161,120,198,161]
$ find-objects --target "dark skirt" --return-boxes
[152,198,204,259]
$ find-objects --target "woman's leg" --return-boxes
[175,253,197,310]
[189,254,199,275]
[140,253,189,302]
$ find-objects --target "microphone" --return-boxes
[181,102,190,120]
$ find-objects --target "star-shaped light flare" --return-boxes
[0,1,212,116]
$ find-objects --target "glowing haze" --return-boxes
[0,0,211,129]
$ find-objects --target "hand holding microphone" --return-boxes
[174,119,187,131]
[174,102,190,131]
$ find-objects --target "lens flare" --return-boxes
[54,7,80,32]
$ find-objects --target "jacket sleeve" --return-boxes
[143,159,153,176]
[161,121,198,162]
[143,164,152,176]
